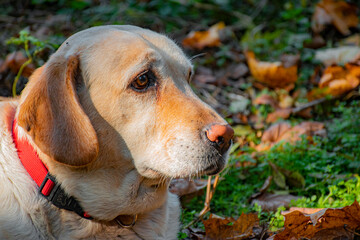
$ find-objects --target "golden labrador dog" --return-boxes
[0,25,233,239]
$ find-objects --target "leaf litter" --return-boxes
[1,1,360,239]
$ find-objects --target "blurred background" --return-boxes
[1,1,360,239]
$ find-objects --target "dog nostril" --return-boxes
[216,136,224,145]
[205,124,234,150]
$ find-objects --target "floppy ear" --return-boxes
[17,54,99,166]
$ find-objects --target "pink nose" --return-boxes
[205,124,234,152]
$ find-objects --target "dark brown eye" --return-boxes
[131,72,154,92]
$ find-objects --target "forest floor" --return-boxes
[1,1,360,239]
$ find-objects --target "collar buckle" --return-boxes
[39,173,93,220]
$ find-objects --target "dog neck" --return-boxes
[12,118,141,228]
[12,118,94,219]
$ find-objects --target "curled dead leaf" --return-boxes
[261,122,292,143]
[182,22,225,50]
[312,0,359,36]
[4,52,35,78]
[203,213,259,239]
[319,64,360,96]
[274,200,360,240]
[266,108,292,123]
[257,121,325,151]
[246,51,298,89]
[282,207,324,216]
[252,193,300,212]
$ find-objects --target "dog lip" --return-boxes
[141,167,169,179]
[203,163,223,176]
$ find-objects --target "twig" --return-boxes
[292,89,360,115]
[182,174,221,229]
[291,97,328,114]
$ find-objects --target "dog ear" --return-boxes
[17,54,99,166]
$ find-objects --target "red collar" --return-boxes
[12,119,92,219]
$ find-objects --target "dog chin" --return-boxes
[139,156,227,180]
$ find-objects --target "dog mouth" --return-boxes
[142,157,225,180]
[203,162,224,176]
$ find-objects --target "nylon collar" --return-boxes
[12,119,92,220]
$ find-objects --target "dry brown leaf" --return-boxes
[3,52,35,78]
[266,108,292,123]
[274,200,360,240]
[246,51,298,89]
[318,64,360,96]
[282,207,324,216]
[261,122,292,143]
[278,121,324,143]
[259,121,325,150]
[169,178,208,197]
[253,94,278,108]
[312,0,359,36]
[252,193,300,212]
[203,213,259,239]
[182,22,225,50]
[249,176,273,201]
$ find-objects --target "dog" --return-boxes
[0,25,234,239]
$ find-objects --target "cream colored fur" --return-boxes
[0,25,230,239]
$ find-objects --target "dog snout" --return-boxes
[204,124,234,154]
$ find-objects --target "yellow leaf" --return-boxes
[318,64,360,96]
[246,51,298,89]
[182,22,225,50]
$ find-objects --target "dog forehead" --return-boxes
[56,25,191,67]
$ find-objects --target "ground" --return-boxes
[1,1,360,239]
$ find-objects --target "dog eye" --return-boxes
[131,72,154,92]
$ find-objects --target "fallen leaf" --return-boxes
[268,162,305,190]
[266,108,292,123]
[282,207,324,215]
[233,125,253,137]
[258,121,325,151]
[3,52,35,78]
[277,121,325,143]
[315,46,360,66]
[252,193,300,212]
[274,200,360,240]
[229,95,250,113]
[203,213,259,239]
[246,51,298,89]
[261,122,292,143]
[182,22,225,50]
[249,176,273,201]
[253,94,278,109]
[169,178,208,197]
[312,0,359,36]
[269,162,287,189]
[318,64,360,96]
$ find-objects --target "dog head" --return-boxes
[15,25,233,219]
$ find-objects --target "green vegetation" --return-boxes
[1,0,360,238]
[181,100,360,232]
